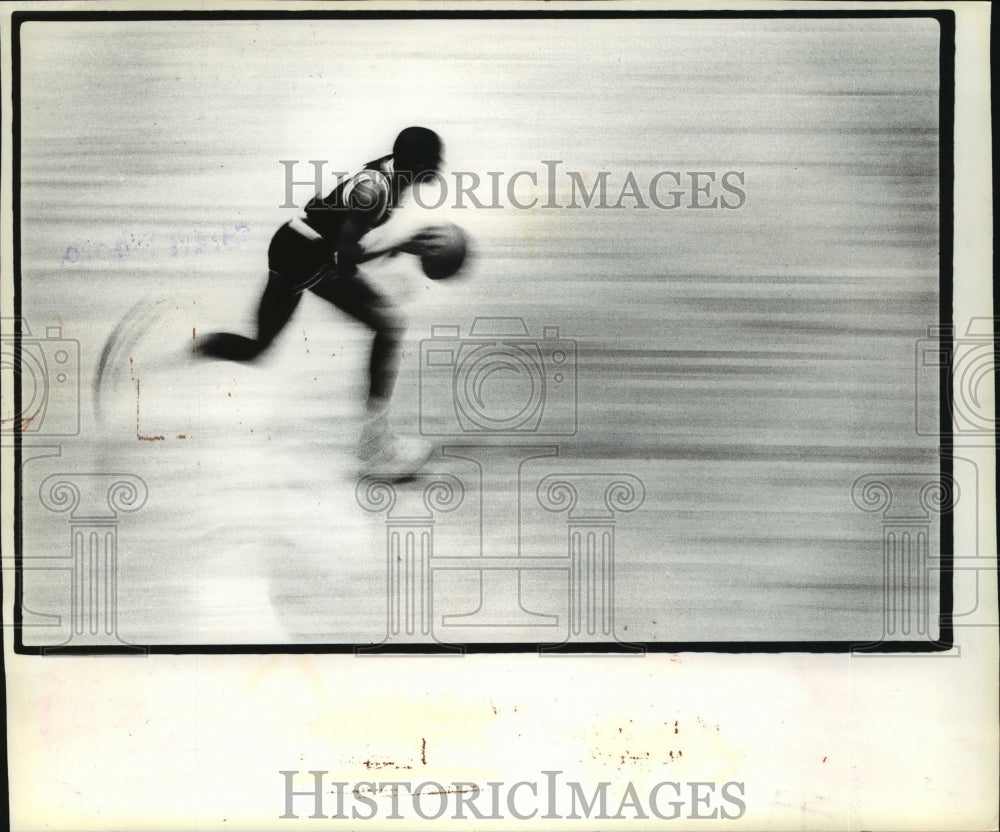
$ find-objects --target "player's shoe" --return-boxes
[358,412,433,481]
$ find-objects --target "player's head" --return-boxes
[393,126,443,177]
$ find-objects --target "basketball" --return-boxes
[420,222,469,280]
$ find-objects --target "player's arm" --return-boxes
[331,170,401,267]
[354,223,454,264]
[333,217,420,267]
[334,171,456,266]
[341,218,454,266]
[393,227,453,257]
[333,213,377,267]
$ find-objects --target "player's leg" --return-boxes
[195,271,302,361]
[309,272,405,410]
[195,222,323,362]
[309,272,430,477]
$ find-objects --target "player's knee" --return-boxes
[374,305,406,339]
[248,335,271,355]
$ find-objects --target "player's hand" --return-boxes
[397,226,452,257]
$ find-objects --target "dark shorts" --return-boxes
[266,221,399,333]
[268,221,329,291]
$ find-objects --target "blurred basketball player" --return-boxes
[195,126,450,478]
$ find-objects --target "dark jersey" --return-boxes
[301,155,396,242]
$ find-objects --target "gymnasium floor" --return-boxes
[13,17,946,647]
